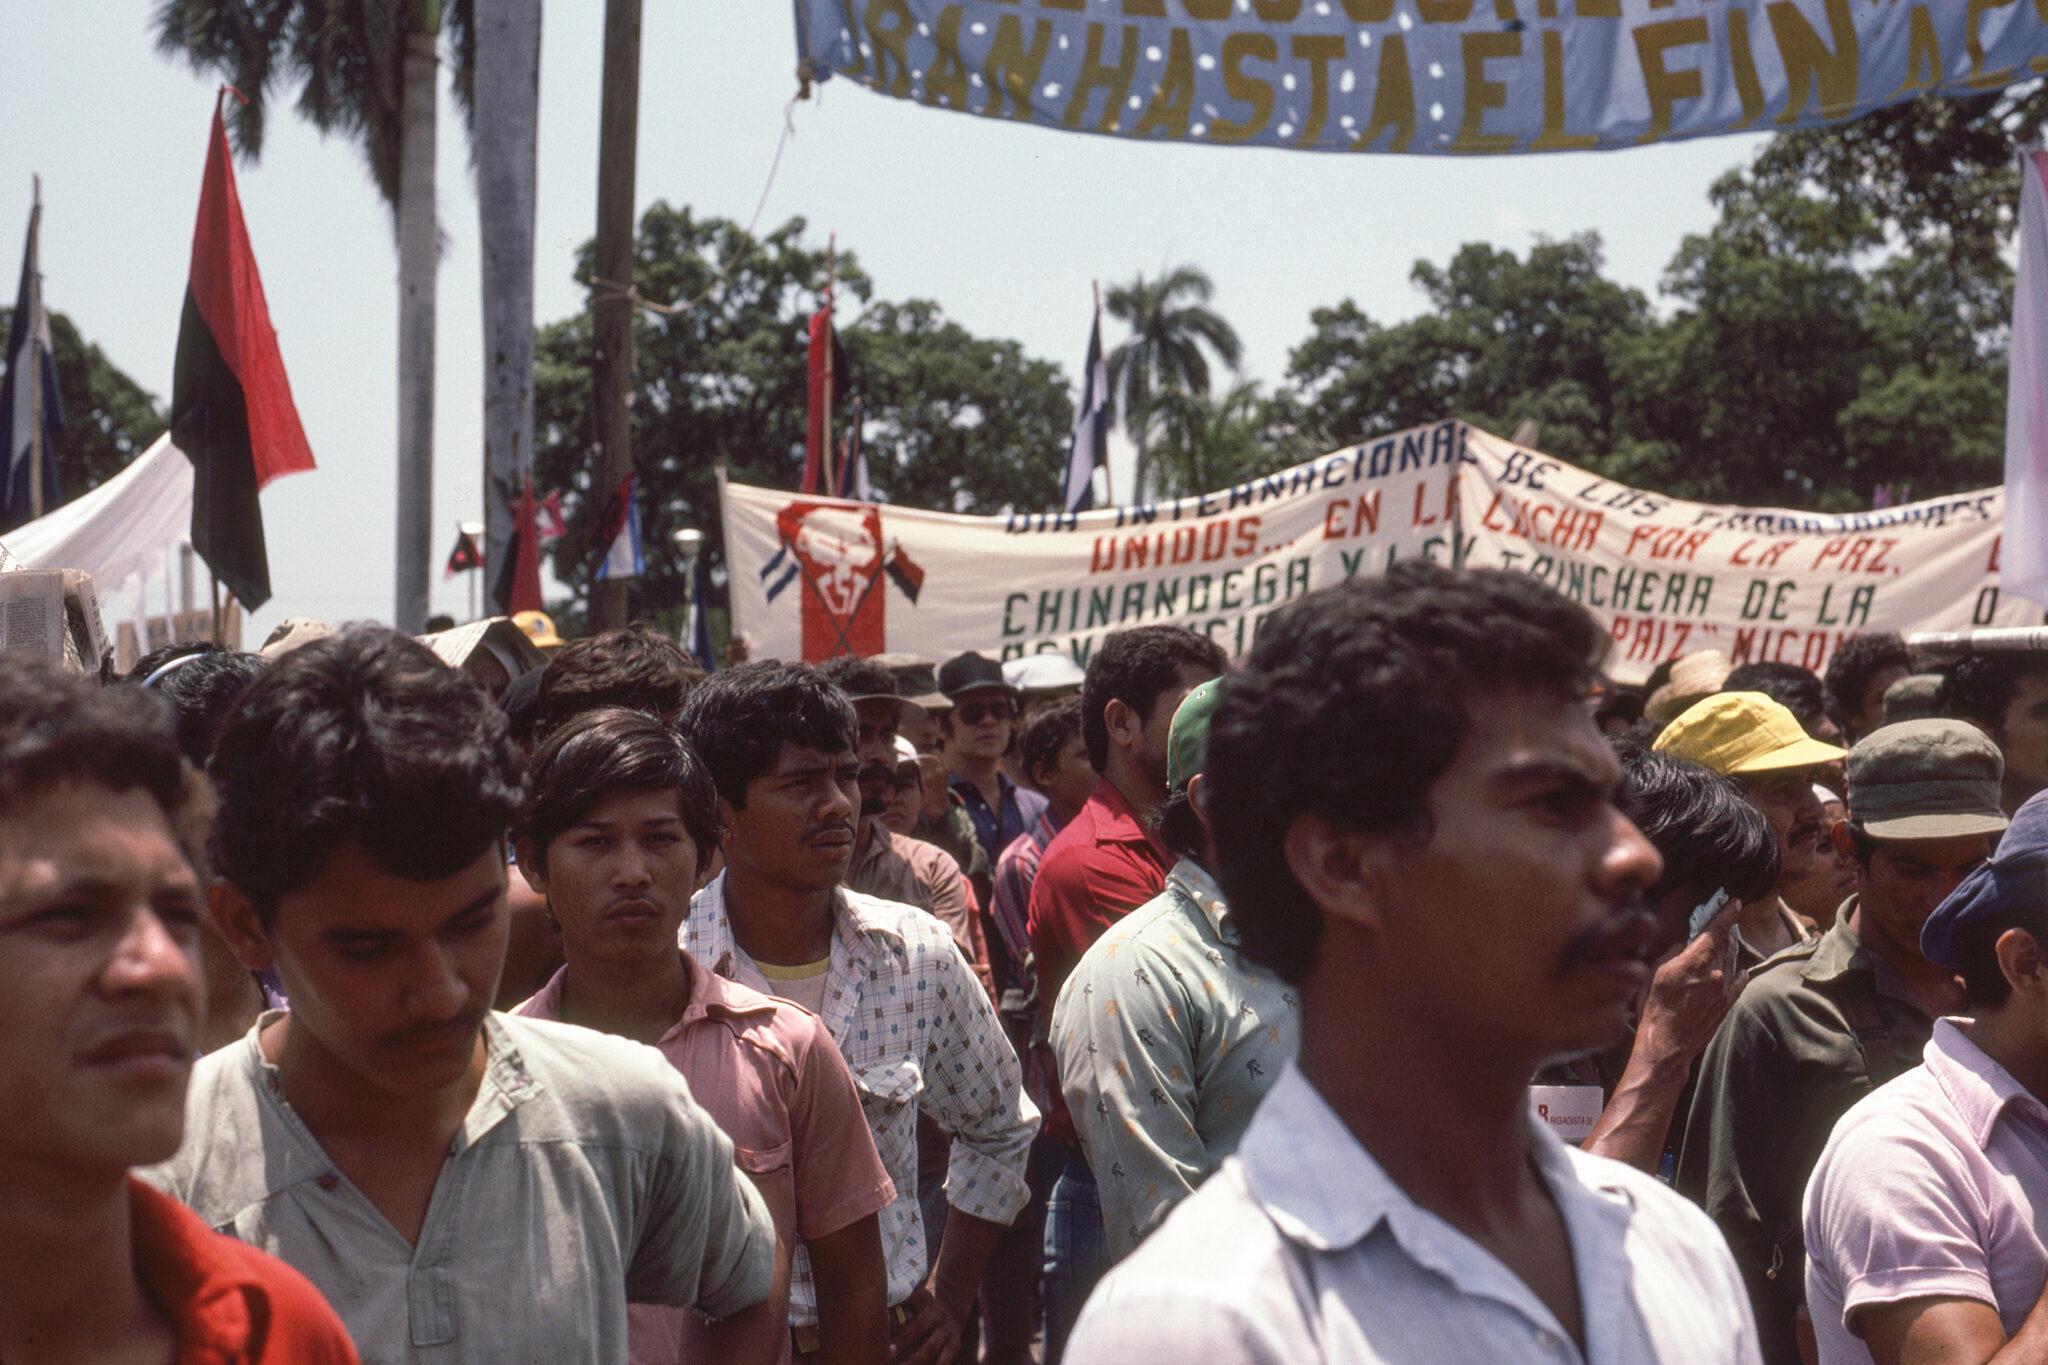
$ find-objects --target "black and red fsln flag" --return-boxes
[170,95,315,610]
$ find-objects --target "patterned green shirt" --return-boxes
[1052,859,1302,1260]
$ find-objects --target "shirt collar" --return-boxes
[1800,907,1873,983]
[1240,1064,1641,1355]
[692,870,904,981]
[1925,1017,2048,1148]
[129,1177,264,1356]
[522,953,779,1043]
[1165,858,1232,940]
[1085,776,1166,851]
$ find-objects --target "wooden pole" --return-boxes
[589,0,642,632]
[209,572,222,645]
[26,175,43,521]
[821,234,837,495]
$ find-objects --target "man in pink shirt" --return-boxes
[511,707,894,1365]
[1805,790,2048,1365]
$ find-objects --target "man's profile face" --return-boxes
[882,762,923,836]
[1738,766,1827,889]
[1855,666,1909,739]
[0,782,204,1174]
[1843,830,1990,963]
[722,742,860,894]
[246,841,508,1100]
[1032,734,1098,817]
[1996,672,2048,801]
[1136,666,1220,789]
[1370,685,1663,1063]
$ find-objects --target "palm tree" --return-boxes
[1104,265,1242,501]
[1147,379,1276,499]
[449,0,542,614]
[156,0,448,633]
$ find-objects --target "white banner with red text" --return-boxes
[719,423,2034,683]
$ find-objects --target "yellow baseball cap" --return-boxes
[1652,691,1846,776]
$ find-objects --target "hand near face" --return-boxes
[1636,896,1747,1066]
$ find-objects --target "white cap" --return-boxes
[1003,653,1086,693]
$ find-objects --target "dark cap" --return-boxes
[1922,789,2048,970]
[1846,719,2007,840]
[875,653,948,711]
[938,651,1017,701]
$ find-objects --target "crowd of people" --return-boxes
[8,564,2048,1365]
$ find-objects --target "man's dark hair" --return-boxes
[1612,744,1780,905]
[675,660,857,809]
[0,655,186,822]
[499,664,547,748]
[132,648,269,767]
[515,707,722,869]
[816,654,899,702]
[1722,661,1831,739]
[1825,633,1912,719]
[1937,654,2048,736]
[1019,696,1084,786]
[209,626,524,918]
[1080,626,1227,771]
[1206,563,1609,985]
[533,626,706,740]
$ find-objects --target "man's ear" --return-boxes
[715,796,738,845]
[513,837,548,895]
[1282,813,1386,933]
[210,880,275,972]
[1996,928,2048,999]
[1104,697,1143,756]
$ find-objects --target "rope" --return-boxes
[587,85,807,318]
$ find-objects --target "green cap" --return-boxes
[1846,719,2008,840]
[1167,678,1224,794]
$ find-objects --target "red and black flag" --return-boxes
[170,94,315,610]
[492,475,545,614]
[443,525,483,578]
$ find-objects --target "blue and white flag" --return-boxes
[593,472,644,581]
[1063,307,1108,514]
[1,194,63,532]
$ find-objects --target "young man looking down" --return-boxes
[145,627,775,1364]
[511,707,894,1365]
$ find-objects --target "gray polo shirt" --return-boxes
[144,1011,776,1365]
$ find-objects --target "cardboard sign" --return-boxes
[1529,1085,1605,1145]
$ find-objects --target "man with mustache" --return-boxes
[1676,720,2007,1365]
[681,662,1039,1365]
[1655,692,1847,965]
[817,656,989,997]
[144,627,777,1364]
[1065,564,1758,1364]
[0,655,359,1364]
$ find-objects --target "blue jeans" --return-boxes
[1040,1149,1108,1365]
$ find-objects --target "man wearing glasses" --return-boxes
[939,653,1048,868]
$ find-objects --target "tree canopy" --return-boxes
[530,205,1073,626]
[0,307,165,498]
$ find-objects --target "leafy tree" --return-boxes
[1285,234,1649,466]
[530,205,1073,623]
[0,307,165,496]
[1104,265,1243,498]
[1145,380,1297,498]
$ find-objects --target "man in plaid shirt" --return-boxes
[681,662,1040,1365]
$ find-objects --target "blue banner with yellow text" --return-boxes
[791,0,2048,154]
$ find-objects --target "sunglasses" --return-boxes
[957,699,1016,725]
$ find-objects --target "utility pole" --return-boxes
[589,0,641,632]
[26,175,44,520]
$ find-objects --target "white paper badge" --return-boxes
[1528,1085,1604,1144]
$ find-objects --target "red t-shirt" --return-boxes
[1026,777,1174,1146]
[129,1176,359,1364]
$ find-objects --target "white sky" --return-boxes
[0,1,1767,641]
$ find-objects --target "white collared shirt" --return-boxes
[686,874,1039,1315]
[1067,1062,1760,1365]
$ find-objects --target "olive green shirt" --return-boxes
[1674,905,1933,1365]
